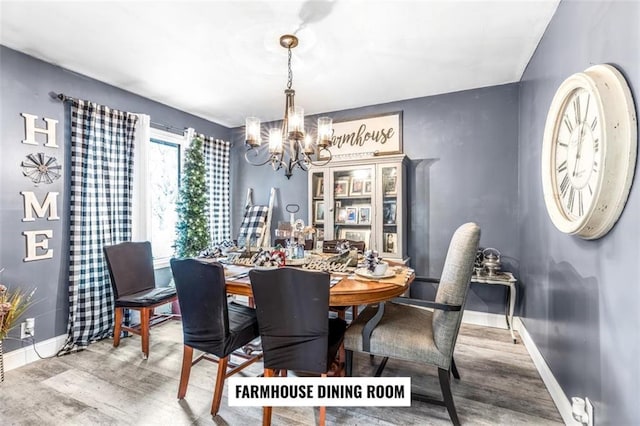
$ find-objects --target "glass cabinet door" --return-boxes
[379,164,400,257]
[332,166,375,250]
[310,171,326,248]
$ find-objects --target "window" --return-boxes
[142,128,190,268]
[133,122,230,269]
[149,136,181,263]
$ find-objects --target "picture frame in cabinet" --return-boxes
[384,175,397,195]
[314,201,325,223]
[334,179,349,197]
[339,228,371,246]
[315,177,324,197]
[362,179,373,196]
[336,207,348,223]
[350,178,364,196]
[345,207,358,224]
[383,201,397,224]
[358,206,371,225]
[384,232,397,254]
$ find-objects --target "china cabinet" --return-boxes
[308,154,407,260]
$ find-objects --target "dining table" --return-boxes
[219,258,416,353]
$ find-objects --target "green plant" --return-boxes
[174,135,210,257]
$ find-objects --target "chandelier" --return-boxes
[245,34,333,179]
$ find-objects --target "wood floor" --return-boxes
[0,321,562,425]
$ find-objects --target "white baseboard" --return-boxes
[462,309,510,329]
[513,317,578,425]
[3,334,68,372]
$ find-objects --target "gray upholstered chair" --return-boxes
[344,222,480,426]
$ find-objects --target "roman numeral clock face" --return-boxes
[553,88,602,220]
[541,64,637,239]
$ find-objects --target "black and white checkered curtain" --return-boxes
[60,99,138,354]
[202,136,231,243]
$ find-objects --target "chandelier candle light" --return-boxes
[245,34,333,179]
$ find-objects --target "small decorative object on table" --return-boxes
[363,250,388,276]
[327,241,358,267]
[252,249,285,269]
[0,269,36,383]
[481,248,501,276]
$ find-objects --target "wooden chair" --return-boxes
[249,267,347,426]
[103,241,177,359]
[170,258,262,416]
[343,223,481,426]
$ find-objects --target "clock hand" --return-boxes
[573,123,586,176]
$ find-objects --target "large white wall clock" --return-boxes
[541,64,637,240]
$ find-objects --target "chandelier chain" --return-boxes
[287,47,293,90]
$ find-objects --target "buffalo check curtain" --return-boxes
[202,136,231,244]
[60,99,138,354]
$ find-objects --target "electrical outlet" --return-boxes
[20,317,35,339]
[25,317,35,336]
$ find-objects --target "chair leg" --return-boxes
[263,368,275,426]
[140,308,150,359]
[318,373,327,426]
[211,356,229,416]
[351,305,358,319]
[374,357,389,377]
[113,308,123,347]
[438,367,460,426]
[337,310,345,320]
[345,350,353,377]
[451,357,460,380]
[177,345,194,399]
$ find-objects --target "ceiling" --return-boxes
[0,1,559,128]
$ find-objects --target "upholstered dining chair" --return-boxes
[103,241,177,359]
[170,258,262,416]
[343,222,480,426]
[249,267,347,426]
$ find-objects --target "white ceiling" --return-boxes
[1,0,559,128]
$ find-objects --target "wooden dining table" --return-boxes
[221,261,416,353]
[222,263,415,307]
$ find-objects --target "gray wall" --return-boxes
[517,1,639,424]
[231,83,521,313]
[0,45,230,352]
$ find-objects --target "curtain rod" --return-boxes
[150,121,188,135]
[52,92,227,143]
[52,92,77,103]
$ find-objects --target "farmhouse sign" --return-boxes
[322,111,402,159]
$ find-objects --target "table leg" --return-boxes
[508,282,516,343]
[362,302,385,353]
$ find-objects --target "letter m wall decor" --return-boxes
[322,111,403,159]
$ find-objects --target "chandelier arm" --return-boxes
[305,147,333,167]
[244,147,278,167]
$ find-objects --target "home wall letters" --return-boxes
[20,113,60,262]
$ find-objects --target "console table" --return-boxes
[471,271,517,343]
